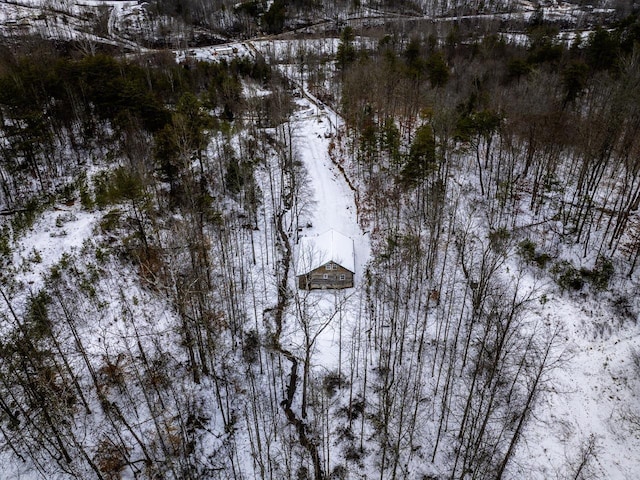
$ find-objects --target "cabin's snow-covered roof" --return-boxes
[296,229,355,274]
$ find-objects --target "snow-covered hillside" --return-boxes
[1,1,640,478]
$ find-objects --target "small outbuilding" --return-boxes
[296,229,355,290]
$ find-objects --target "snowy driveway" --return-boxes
[291,100,369,280]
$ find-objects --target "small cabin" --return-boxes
[296,230,355,290]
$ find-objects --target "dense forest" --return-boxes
[1,1,640,479]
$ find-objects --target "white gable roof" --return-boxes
[296,229,355,275]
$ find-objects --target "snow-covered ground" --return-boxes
[443,147,640,478]
[0,0,148,48]
[516,281,640,479]
[11,206,95,284]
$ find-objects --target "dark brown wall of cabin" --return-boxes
[298,264,354,289]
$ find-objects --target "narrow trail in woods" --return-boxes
[271,203,324,480]
[261,58,371,479]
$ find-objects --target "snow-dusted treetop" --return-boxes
[296,229,355,274]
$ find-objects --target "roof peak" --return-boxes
[296,229,355,274]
